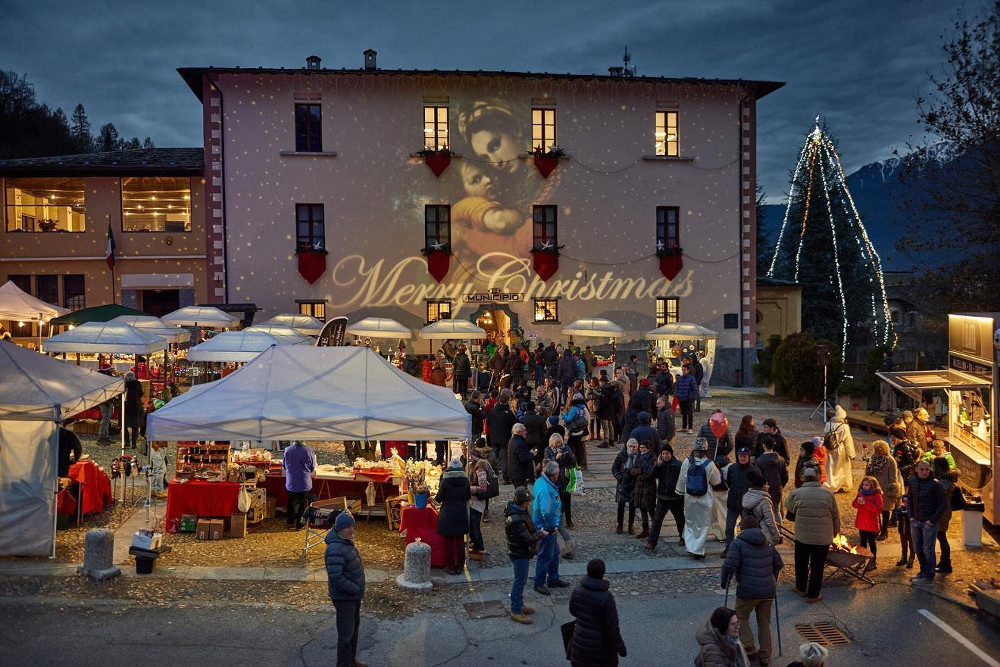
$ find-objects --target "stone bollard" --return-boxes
[77,529,121,581]
[396,538,433,590]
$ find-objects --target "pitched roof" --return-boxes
[0,148,203,177]
[178,66,784,101]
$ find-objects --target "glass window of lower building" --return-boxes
[5,178,86,232]
[36,275,58,306]
[296,204,325,250]
[63,275,85,310]
[296,300,326,321]
[121,177,191,232]
[656,297,679,326]
[534,298,559,323]
[426,299,451,323]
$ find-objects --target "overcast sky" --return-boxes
[1,0,982,202]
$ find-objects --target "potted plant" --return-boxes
[417,147,453,177]
[532,145,565,178]
[421,241,451,282]
[656,243,683,280]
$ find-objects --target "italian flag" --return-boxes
[106,222,116,270]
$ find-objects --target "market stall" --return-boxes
[146,346,471,538]
[647,322,719,385]
[878,313,998,523]
[0,279,69,348]
[563,317,626,373]
[0,341,123,556]
[259,313,324,336]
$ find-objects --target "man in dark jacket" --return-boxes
[465,391,486,447]
[487,389,517,481]
[655,363,673,400]
[721,522,783,666]
[324,512,367,667]
[568,558,627,666]
[557,349,577,398]
[506,424,537,488]
[505,486,547,624]
[452,344,471,398]
[519,401,547,465]
[724,448,755,552]
[627,410,661,454]
[691,353,705,411]
[646,445,685,552]
[58,426,83,478]
[755,436,788,520]
[542,342,559,378]
[754,418,789,461]
[611,381,625,443]
[654,396,676,449]
[597,380,618,448]
[907,460,947,584]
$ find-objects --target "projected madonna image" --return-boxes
[440,97,559,273]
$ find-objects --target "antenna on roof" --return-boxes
[609,46,636,78]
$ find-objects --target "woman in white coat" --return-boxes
[675,439,722,559]
[824,404,856,493]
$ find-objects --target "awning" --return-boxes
[877,369,990,401]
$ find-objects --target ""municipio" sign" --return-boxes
[464,292,523,303]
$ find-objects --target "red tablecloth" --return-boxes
[263,473,399,509]
[66,461,112,516]
[398,506,447,567]
[164,479,240,533]
[56,488,77,516]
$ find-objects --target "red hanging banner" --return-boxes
[425,250,451,282]
[533,154,559,179]
[297,250,327,284]
[659,254,683,281]
[532,252,559,281]
[424,152,452,177]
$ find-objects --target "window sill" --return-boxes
[643,155,694,162]
[123,230,192,234]
[409,152,463,158]
[518,153,571,160]
[280,150,338,157]
[534,320,560,325]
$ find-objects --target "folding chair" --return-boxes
[302,496,348,557]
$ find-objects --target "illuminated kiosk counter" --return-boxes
[878,313,998,523]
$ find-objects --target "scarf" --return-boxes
[867,454,888,475]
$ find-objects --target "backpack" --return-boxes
[570,406,590,433]
[824,426,840,451]
[685,457,710,497]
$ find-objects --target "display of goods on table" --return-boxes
[175,441,231,480]
[402,460,443,498]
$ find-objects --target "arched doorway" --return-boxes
[466,304,520,348]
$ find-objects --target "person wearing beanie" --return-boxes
[505,485,548,624]
[436,459,472,575]
[646,443,685,552]
[627,410,662,455]
[324,510,367,667]
[567,559,627,665]
[809,436,828,485]
[796,641,829,666]
[785,465,840,602]
[824,405,856,493]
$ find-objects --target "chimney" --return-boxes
[363,49,377,71]
[306,55,321,70]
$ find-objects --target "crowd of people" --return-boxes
[323,338,967,666]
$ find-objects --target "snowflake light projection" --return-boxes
[766,117,895,360]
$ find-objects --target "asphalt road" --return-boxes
[2,581,999,666]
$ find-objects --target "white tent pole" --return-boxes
[120,392,126,458]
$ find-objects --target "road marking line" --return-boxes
[918,609,1000,666]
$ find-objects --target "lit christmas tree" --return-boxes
[766,117,895,361]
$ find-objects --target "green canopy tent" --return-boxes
[48,303,145,327]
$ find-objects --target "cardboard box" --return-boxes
[71,419,100,435]
[131,531,162,550]
[180,514,197,533]
[196,518,212,540]
[209,519,224,540]
[229,513,247,538]
[265,497,277,519]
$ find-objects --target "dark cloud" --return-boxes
[1,0,983,201]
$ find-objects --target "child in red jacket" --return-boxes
[852,476,884,571]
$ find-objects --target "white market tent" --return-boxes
[245,324,312,346]
[260,313,324,336]
[43,322,168,355]
[186,330,281,362]
[108,315,191,344]
[147,346,471,442]
[161,306,239,329]
[646,322,719,340]
[418,319,487,339]
[347,317,411,338]
[0,341,124,556]
[0,280,69,323]
[561,317,626,338]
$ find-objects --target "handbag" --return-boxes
[237,485,251,513]
[566,466,584,494]
[951,486,967,511]
[560,620,576,658]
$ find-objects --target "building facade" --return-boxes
[181,55,781,381]
[0,149,208,337]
